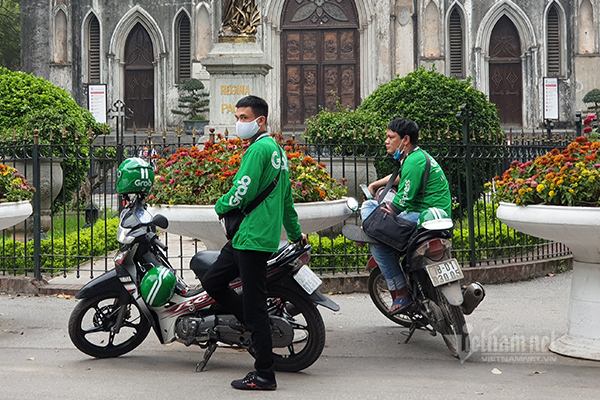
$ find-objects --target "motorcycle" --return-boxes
[68,192,339,372]
[343,199,485,361]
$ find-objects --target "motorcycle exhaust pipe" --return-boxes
[461,282,485,315]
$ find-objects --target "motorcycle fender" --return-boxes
[309,290,340,312]
[438,281,463,306]
[272,276,340,312]
[75,269,129,300]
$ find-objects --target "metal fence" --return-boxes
[0,126,573,280]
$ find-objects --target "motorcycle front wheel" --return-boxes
[268,286,325,372]
[367,266,412,327]
[434,287,470,361]
[68,291,151,358]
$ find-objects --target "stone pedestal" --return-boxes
[201,43,272,136]
[497,202,600,361]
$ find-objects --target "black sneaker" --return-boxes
[231,371,277,391]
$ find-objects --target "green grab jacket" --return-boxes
[391,148,452,216]
[215,135,303,252]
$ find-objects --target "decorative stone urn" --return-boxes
[0,201,33,231]
[12,158,63,233]
[148,198,353,250]
[497,202,600,361]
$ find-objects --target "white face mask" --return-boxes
[236,117,261,139]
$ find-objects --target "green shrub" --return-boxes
[304,67,504,214]
[308,233,370,273]
[0,67,109,209]
[0,217,119,274]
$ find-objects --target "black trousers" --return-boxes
[201,241,275,380]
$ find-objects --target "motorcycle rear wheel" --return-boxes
[434,287,470,360]
[268,286,325,372]
[367,266,412,327]
[68,291,151,358]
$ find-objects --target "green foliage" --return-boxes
[358,67,502,138]
[305,67,504,212]
[0,217,119,274]
[304,100,388,149]
[307,233,370,273]
[0,0,20,70]
[452,202,539,259]
[0,67,109,209]
[172,78,210,121]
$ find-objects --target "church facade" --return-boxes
[21,0,600,132]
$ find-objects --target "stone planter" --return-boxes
[0,201,33,231]
[497,202,600,361]
[148,198,353,250]
[12,158,63,232]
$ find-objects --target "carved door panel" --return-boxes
[281,0,360,130]
[282,29,359,129]
[125,70,155,130]
[124,23,154,130]
[489,16,522,126]
[489,64,522,126]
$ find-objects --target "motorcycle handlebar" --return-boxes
[145,232,168,251]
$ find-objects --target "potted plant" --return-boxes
[0,164,35,230]
[492,118,600,360]
[147,134,351,249]
[171,78,210,135]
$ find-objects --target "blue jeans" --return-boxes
[361,200,420,291]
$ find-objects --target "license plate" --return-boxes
[293,265,322,294]
[426,258,463,287]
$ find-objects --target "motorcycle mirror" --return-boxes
[346,197,359,212]
[153,214,169,229]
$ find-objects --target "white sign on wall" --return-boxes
[88,84,107,124]
[543,77,559,120]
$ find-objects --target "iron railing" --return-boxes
[0,126,574,280]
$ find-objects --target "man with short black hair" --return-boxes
[201,95,307,391]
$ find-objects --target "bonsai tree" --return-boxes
[172,78,210,121]
[583,88,600,114]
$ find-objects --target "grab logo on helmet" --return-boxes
[230,176,251,206]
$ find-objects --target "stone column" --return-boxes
[201,43,272,136]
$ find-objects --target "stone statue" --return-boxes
[221,0,260,39]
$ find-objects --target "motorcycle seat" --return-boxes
[190,251,220,280]
[342,224,380,245]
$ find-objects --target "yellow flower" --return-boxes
[569,189,574,194]
[516,197,522,204]
[536,184,545,193]
[527,188,533,192]
[518,188,526,195]
[549,190,555,197]
[556,179,563,185]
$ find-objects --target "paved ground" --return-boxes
[1,270,599,400]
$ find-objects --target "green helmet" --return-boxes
[418,207,453,230]
[140,266,176,307]
[116,157,155,194]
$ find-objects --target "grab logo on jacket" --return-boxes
[230,176,252,206]
[271,151,289,171]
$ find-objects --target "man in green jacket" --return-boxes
[361,117,451,314]
[201,95,306,391]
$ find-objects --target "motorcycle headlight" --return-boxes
[117,224,134,244]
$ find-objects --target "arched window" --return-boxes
[448,7,464,78]
[87,15,101,83]
[546,5,561,76]
[175,12,191,83]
